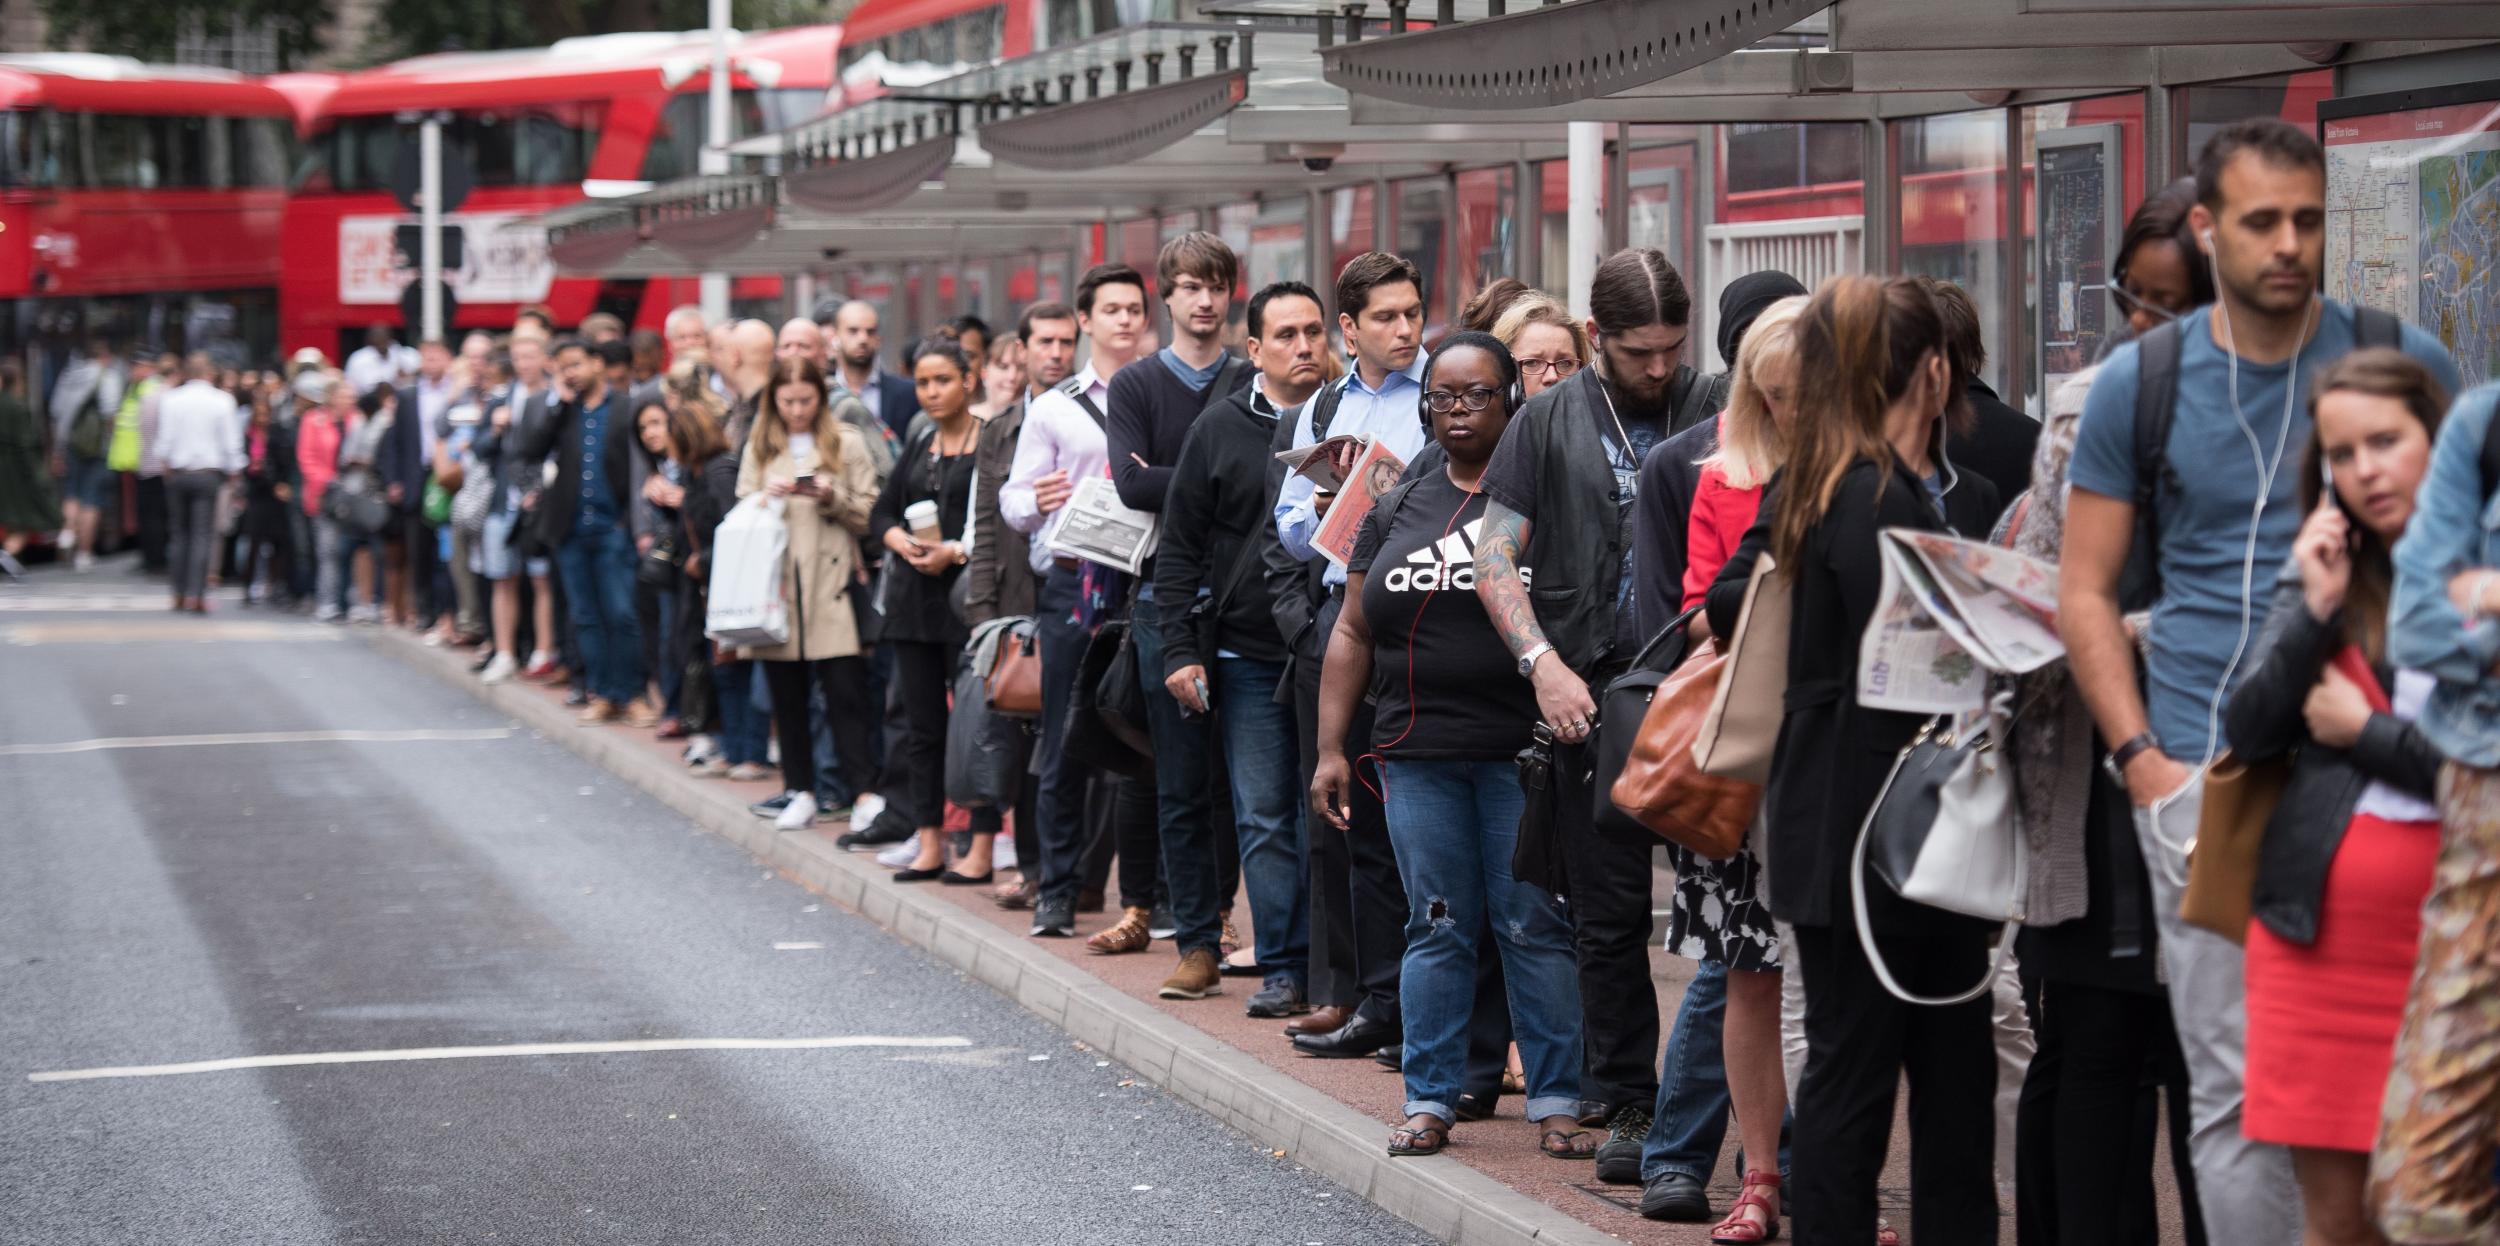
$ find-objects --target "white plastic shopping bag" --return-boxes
[705,496,790,647]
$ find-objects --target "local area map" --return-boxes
[2325,99,2500,387]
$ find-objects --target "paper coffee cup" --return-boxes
[904,500,941,545]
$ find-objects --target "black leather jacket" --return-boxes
[2224,577,2443,947]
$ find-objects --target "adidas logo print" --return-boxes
[1380,517,1531,593]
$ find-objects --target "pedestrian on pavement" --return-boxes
[871,338,988,882]
[2059,118,2460,1246]
[740,356,880,831]
[2375,377,2500,1245]
[1157,279,1327,1017]
[49,339,127,572]
[517,338,653,726]
[2226,348,2448,1246]
[1310,330,1586,1164]
[653,371,750,777]
[237,381,298,608]
[157,352,244,614]
[0,359,62,563]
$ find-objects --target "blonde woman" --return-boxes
[736,356,880,831]
[1667,293,1806,1244]
[1490,292,1592,401]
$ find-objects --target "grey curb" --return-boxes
[373,632,1620,1246]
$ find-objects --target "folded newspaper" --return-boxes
[1857,528,2064,714]
[1043,475,1160,576]
[1277,435,1407,567]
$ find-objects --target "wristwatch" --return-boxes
[1516,641,1555,678]
[2102,731,2162,782]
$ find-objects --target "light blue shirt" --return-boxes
[2390,382,2500,767]
[1274,352,1430,589]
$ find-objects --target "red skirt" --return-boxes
[2245,811,2442,1151]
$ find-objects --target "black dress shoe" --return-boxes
[835,821,912,850]
[1029,898,1077,938]
[938,869,993,886]
[1372,1044,1404,1071]
[1455,1091,1498,1122]
[1637,1170,1711,1222]
[1291,1013,1398,1059]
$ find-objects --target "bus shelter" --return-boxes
[537,0,2500,412]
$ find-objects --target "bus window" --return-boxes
[841,4,1008,91]
[0,111,45,188]
[296,105,603,194]
[639,88,828,183]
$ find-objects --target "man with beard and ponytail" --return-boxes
[1472,246,1711,1181]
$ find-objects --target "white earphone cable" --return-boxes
[2199,289,2317,769]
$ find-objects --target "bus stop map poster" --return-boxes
[2323,84,2500,387]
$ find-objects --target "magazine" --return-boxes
[1278,435,1407,568]
[1043,475,1160,576]
[1857,528,2063,714]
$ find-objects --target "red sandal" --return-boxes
[1710,1170,1782,1244]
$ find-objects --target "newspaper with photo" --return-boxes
[1857,528,2063,714]
[1043,474,1160,576]
[1278,435,1408,568]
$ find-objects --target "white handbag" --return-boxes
[1848,691,2027,1006]
[704,496,791,648]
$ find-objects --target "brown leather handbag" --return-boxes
[1609,636,1761,860]
[2180,750,2288,945]
[986,619,1044,718]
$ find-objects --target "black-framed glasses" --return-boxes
[1424,387,1503,414]
[1515,355,1579,380]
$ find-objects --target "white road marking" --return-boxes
[772,941,826,950]
[0,727,514,757]
[28,1035,975,1083]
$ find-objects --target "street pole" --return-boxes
[1566,121,1602,318]
[699,0,732,323]
[420,114,444,342]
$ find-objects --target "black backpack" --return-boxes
[2121,305,2400,611]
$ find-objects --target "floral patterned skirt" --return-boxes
[1666,826,1782,973]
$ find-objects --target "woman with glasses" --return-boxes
[1491,292,1591,400]
[1311,331,1585,1162]
[2106,178,2215,348]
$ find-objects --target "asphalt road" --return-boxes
[0,558,1422,1246]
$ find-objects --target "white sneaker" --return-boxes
[314,604,344,623]
[725,762,772,782]
[993,836,1018,872]
[349,603,382,625]
[849,791,888,832]
[682,734,721,768]
[772,790,819,831]
[479,653,518,684]
[72,551,94,572]
[877,833,922,869]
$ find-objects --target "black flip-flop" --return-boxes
[1540,1129,1597,1159]
[1387,1124,1449,1157]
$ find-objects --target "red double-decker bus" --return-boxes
[0,55,300,366]
[279,25,844,357]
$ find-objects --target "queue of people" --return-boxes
[15,111,2497,1246]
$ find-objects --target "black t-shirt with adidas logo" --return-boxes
[1348,469,1541,761]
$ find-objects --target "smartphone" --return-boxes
[792,473,817,496]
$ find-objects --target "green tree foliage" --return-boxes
[38,0,328,68]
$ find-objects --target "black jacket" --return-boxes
[2223,577,2442,946]
[1154,391,1287,671]
[513,386,636,549]
[1258,382,1338,669]
[1947,377,2038,526]
[1632,414,1722,641]
[1706,455,2000,930]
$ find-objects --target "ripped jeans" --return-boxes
[1380,758,1583,1125]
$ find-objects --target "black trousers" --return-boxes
[1292,597,1405,1022]
[135,473,168,571]
[1557,738,1661,1116]
[887,639,957,829]
[2015,976,2204,1246]
[760,655,874,800]
[1791,920,1999,1246]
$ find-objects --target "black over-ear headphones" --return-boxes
[1417,333,1526,434]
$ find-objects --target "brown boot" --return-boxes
[575,697,620,725]
[623,698,664,728]
[1086,906,1152,955]
[1286,1004,1353,1036]
[1157,948,1222,1000]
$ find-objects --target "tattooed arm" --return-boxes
[1474,500,1597,744]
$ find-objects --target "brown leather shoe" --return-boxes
[991,879,1037,911]
[576,697,621,725]
[1286,1004,1353,1036]
[1157,948,1223,999]
[623,698,664,728]
[1086,906,1153,955]
[1220,917,1243,958]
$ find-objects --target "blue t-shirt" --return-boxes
[576,393,617,530]
[2066,301,2459,758]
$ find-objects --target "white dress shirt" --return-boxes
[1273,352,1431,588]
[1001,364,1114,575]
[154,379,244,473]
[345,344,417,396]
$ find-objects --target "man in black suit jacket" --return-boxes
[513,337,645,722]
[821,298,920,439]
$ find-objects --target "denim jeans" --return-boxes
[553,521,644,705]
[1132,595,1224,957]
[1215,654,1307,981]
[320,517,384,612]
[1641,960,1795,1182]
[712,659,768,766]
[1380,758,1582,1125]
